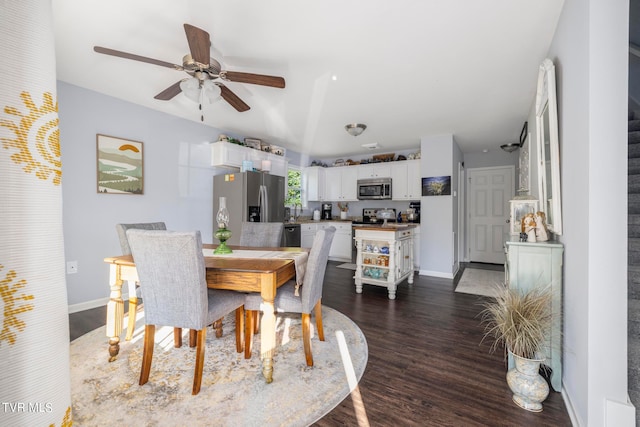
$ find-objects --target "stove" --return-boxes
[352,208,397,225]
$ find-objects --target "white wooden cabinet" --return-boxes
[391,160,421,200]
[211,141,288,177]
[354,226,415,299]
[324,167,358,201]
[412,225,421,269]
[357,164,391,179]
[301,221,352,262]
[505,240,563,392]
[303,166,326,202]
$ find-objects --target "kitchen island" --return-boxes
[353,224,416,299]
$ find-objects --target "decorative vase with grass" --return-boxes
[480,285,552,412]
[338,202,349,220]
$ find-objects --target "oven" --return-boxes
[357,178,392,200]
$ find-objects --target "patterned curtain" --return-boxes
[0,1,72,425]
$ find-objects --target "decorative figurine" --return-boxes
[534,211,550,242]
[521,213,537,243]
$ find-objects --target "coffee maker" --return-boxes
[407,201,421,223]
[321,203,332,220]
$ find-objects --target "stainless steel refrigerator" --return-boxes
[213,171,285,245]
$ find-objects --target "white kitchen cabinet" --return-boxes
[354,226,415,299]
[357,163,391,179]
[505,239,563,392]
[412,225,421,269]
[391,160,421,200]
[211,141,288,177]
[303,166,326,202]
[324,167,358,201]
[301,222,353,262]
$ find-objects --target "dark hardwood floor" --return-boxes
[69,262,572,426]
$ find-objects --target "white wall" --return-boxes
[549,0,634,425]
[59,82,235,308]
[420,134,455,278]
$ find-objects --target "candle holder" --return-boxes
[214,196,233,254]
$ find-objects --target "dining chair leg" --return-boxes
[244,309,254,359]
[139,324,155,386]
[235,306,244,353]
[192,328,206,395]
[314,300,325,342]
[174,327,182,348]
[253,311,259,334]
[189,329,197,347]
[302,313,313,366]
[213,318,223,338]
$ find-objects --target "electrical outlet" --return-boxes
[66,261,78,274]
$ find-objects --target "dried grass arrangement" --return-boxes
[480,286,552,360]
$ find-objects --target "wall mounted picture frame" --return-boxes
[422,176,451,196]
[96,134,143,194]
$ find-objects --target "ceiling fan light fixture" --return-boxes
[180,78,201,103]
[202,80,221,103]
[345,123,366,137]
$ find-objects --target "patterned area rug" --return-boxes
[454,268,505,298]
[70,306,367,426]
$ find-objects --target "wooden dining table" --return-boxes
[103,244,308,384]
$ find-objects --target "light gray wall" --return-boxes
[60,82,239,308]
[549,0,632,424]
[420,134,455,277]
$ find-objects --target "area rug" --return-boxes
[454,268,505,298]
[336,263,357,270]
[70,306,367,426]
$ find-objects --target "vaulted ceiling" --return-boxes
[52,0,564,158]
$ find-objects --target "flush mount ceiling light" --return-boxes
[345,123,367,137]
[500,142,521,153]
[500,121,528,153]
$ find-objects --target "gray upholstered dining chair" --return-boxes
[126,229,246,395]
[115,222,167,341]
[239,221,284,247]
[244,226,335,366]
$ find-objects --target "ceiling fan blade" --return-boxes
[222,71,285,88]
[184,23,210,65]
[218,84,250,112]
[93,46,181,70]
[154,81,183,100]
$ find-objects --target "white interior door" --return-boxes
[467,166,514,264]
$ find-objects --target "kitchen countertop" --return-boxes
[352,224,418,231]
[286,218,355,224]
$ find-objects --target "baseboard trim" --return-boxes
[562,385,581,426]
[418,269,454,279]
[68,293,130,314]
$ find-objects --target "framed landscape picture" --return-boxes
[422,175,451,196]
[96,134,143,194]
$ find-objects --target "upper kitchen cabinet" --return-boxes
[303,166,326,202]
[391,159,421,200]
[357,163,391,179]
[325,166,358,201]
[211,141,288,177]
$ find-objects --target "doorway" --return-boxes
[467,166,515,264]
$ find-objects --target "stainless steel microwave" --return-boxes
[357,178,392,200]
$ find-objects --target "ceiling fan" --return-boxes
[93,23,285,114]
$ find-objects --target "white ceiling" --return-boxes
[52,0,564,159]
